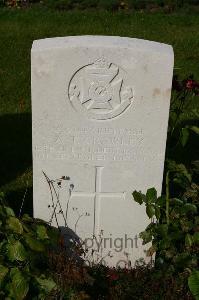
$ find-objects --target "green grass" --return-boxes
[0,6,199,213]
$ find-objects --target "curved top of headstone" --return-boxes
[32,35,173,56]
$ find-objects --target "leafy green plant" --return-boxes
[132,75,199,296]
[189,271,199,300]
[0,73,198,299]
[169,75,199,146]
[133,175,199,298]
[0,193,60,299]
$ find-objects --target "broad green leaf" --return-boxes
[189,126,199,135]
[157,224,168,238]
[157,196,165,207]
[10,267,19,279]
[167,160,192,182]
[0,192,4,201]
[181,128,189,147]
[22,214,33,222]
[145,222,156,231]
[159,238,170,250]
[155,206,161,219]
[10,268,29,300]
[180,219,194,232]
[5,282,15,298]
[192,161,199,174]
[4,207,15,217]
[139,230,152,244]
[0,265,8,284]
[188,271,199,300]
[22,223,32,233]
[36,225,48,240]
[170,198,183,206]
[185,233,193,247]
[7,241,27,262]
[193,232,199,245]
[184,203,197,214]
[188,109,199,119]
[47,227,60,245]
[7,234,16,244]
[146,204,155,218]
[146,188,157,203]
[6,217,23,234]
[132,191,145,205]
[35,276,56,294]
[25,235,45,252]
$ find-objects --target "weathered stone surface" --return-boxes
[31,36,174,267]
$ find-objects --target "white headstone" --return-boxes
[31,36,174,267]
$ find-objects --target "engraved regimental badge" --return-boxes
[68,57,134,120]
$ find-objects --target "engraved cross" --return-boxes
[71,166,125,235]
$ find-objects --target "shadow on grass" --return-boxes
[0,112,32,186]
[5,187,33,217]
[0,113,32,215]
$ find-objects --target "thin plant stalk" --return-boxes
[19,181,28,218]
[43,171,60,228]
[166,171,170,225]
[50,179,67,227]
